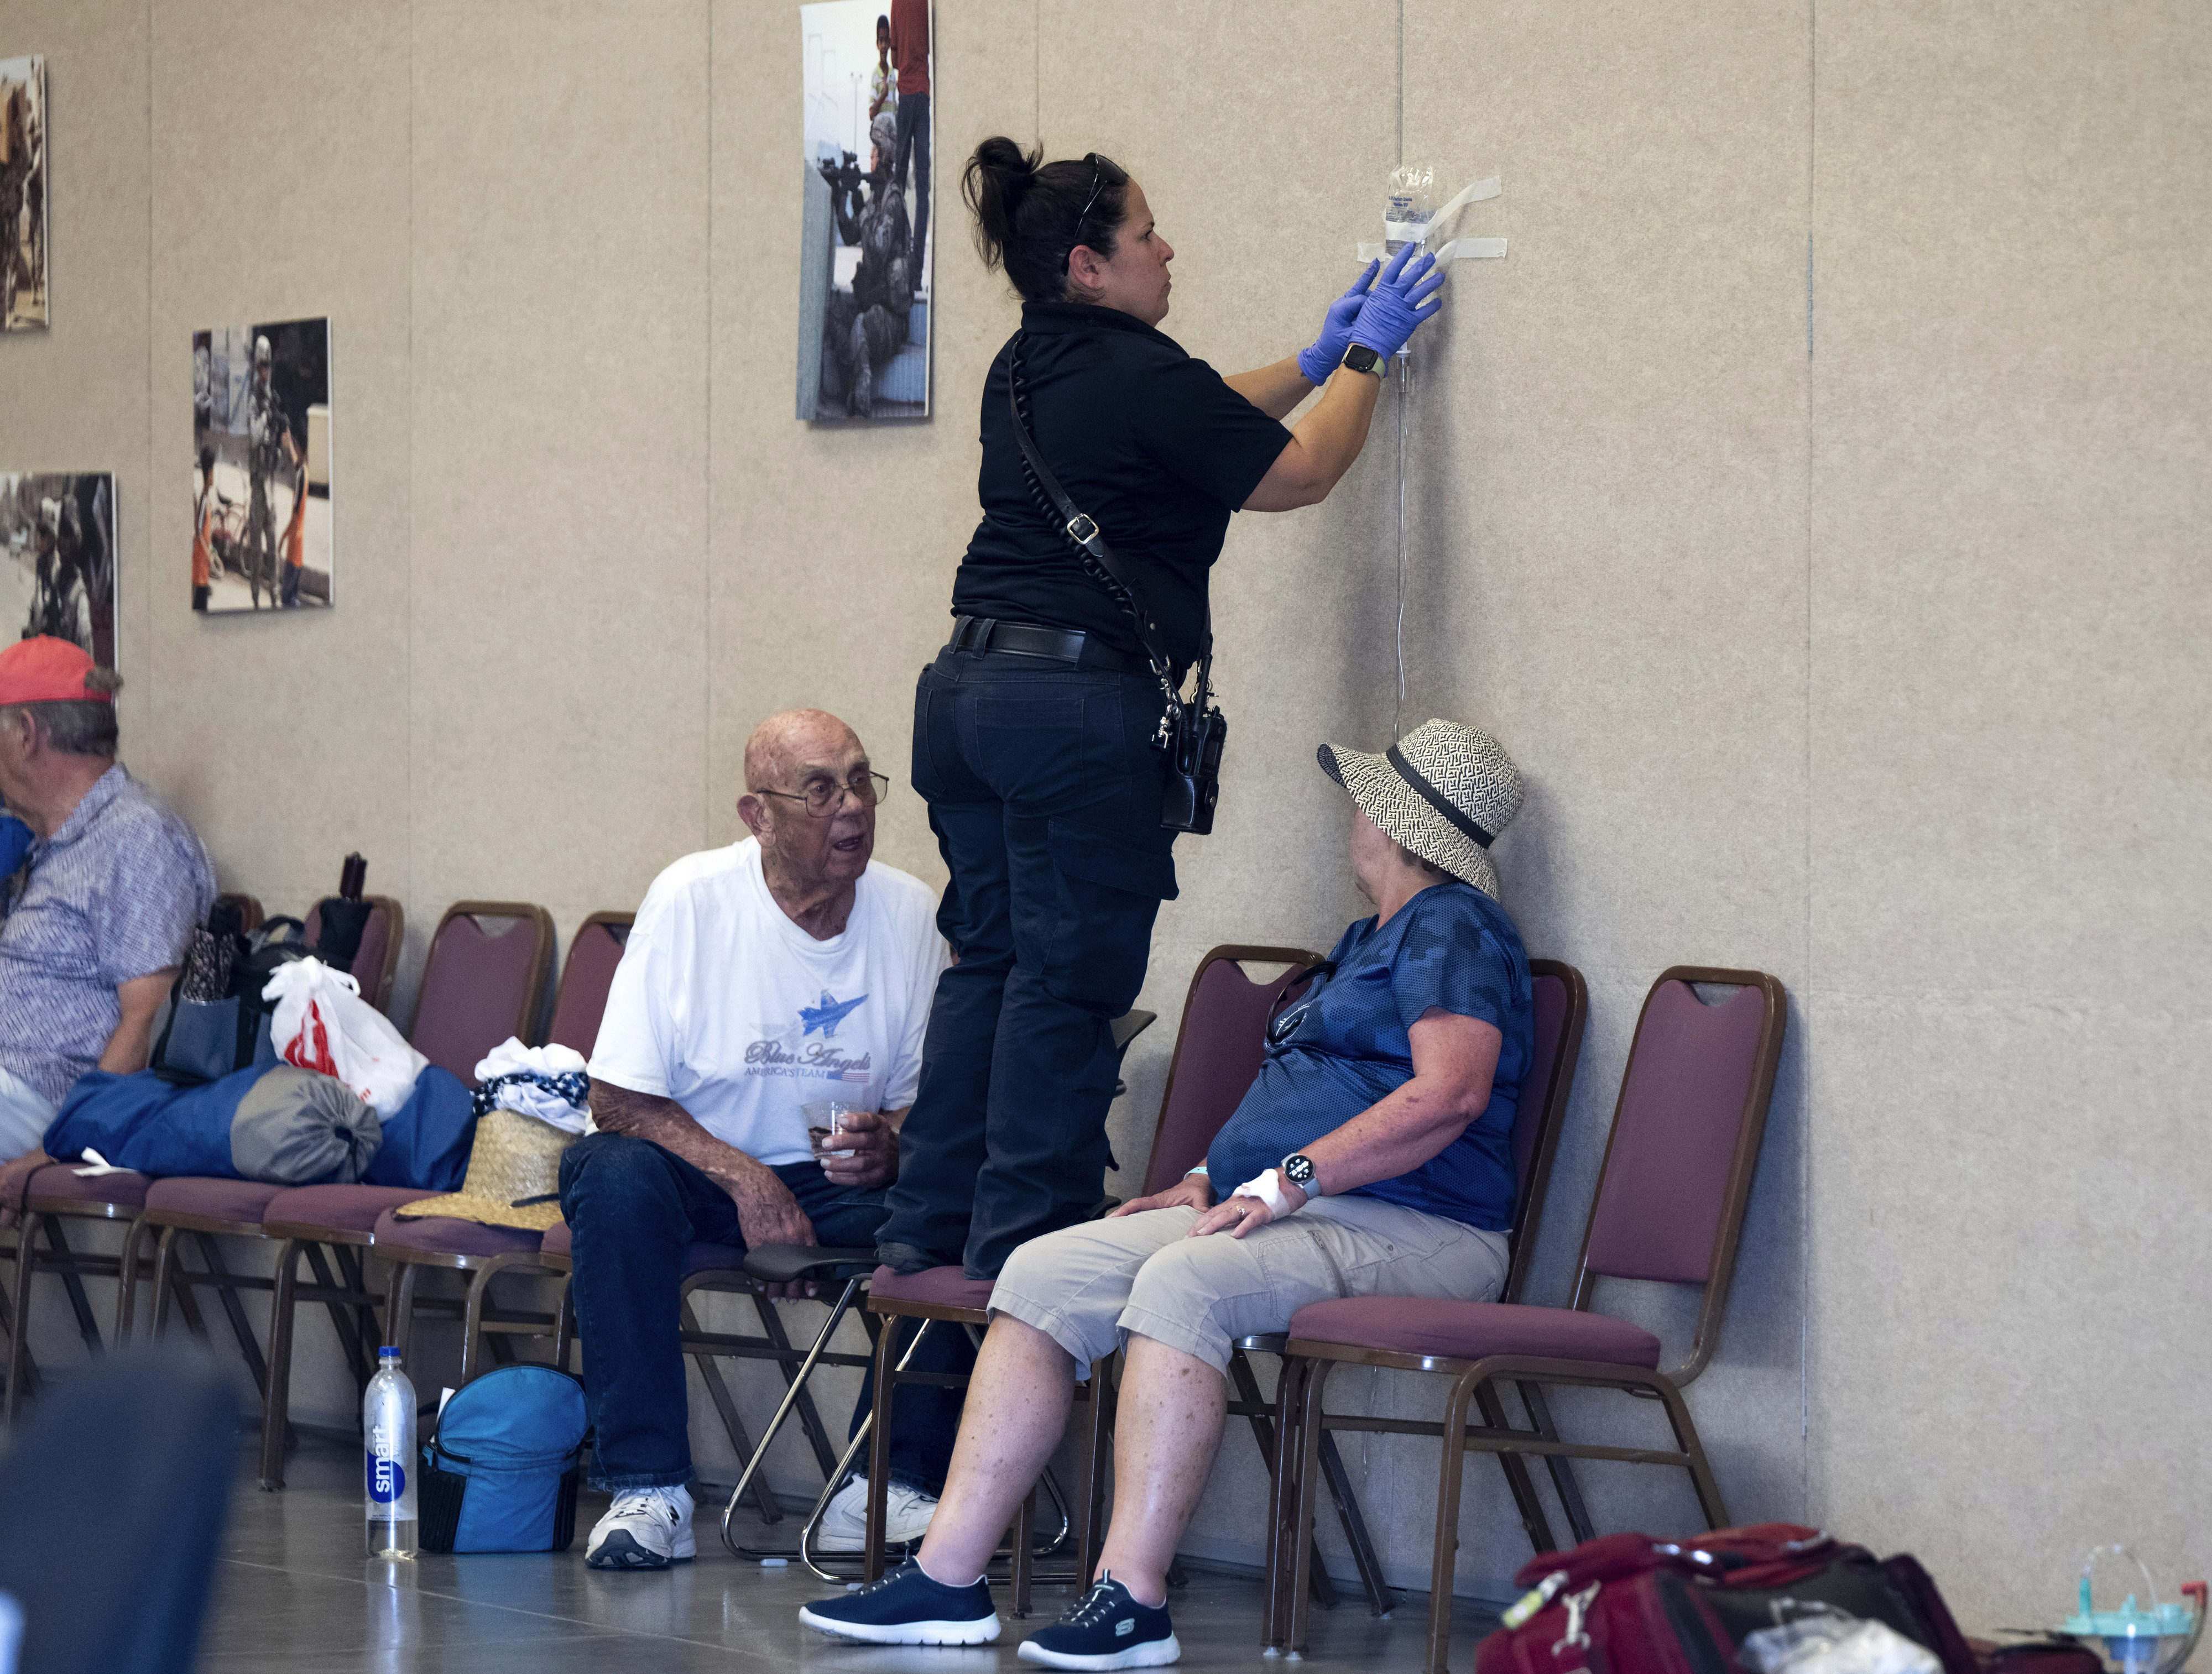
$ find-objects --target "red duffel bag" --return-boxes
[1474,1524,1979,1674]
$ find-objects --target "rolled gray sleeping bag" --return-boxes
[231,1065,384,1185]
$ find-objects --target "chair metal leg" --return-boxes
[458,1268,494,1383]
[260,1239,303,1490]
[1261,1353,1306,1650]
[1474,1380,1557,1557]
[1422,1372,1484,1674]
[761,1292,846,1479]
[4,1221,40,1423]
[150,1226,182,1336]
[1286,1357,1335,1654]
[113,1214,150,1342]
[1650,1377,1730,1528]
[1517,1380,1597,1545]
[862,1316,911,1584]
[683,1296,779,1525]
[553,1279,575,1372]
[1229,1347,1345,1612]
[721,1278,865,1525]
[331,1246,381,1389]
[388,1262,420,1362]
[1077,1353,1114,1590]
[1011,1484,1036,1617]
[304,1243,371,1394]
[42,1221,102,1357]
[193,1231,270,1398]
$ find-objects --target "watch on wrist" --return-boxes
[1340,344,1385,378]
[1281,1153,1319,1195]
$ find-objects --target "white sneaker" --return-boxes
[815,1476,938,1553]
[586,1484,697,1569]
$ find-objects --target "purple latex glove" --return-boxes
[1297,260,1382,384]
[1346,240,1449,360]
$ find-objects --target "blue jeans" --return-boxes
[558,1132,971,1493]
[875,646,1178,1279]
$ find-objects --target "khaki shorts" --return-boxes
[990,1194,1510,1377]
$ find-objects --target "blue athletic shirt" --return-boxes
[1204,882,1533,1232]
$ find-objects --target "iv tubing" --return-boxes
[1395,348,1411,741]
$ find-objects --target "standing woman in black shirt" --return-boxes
[878,139,1447,1281]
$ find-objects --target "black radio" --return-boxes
[1161,700,1226,835]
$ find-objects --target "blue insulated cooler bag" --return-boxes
[419,1365,589,1553]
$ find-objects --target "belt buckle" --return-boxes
[1065,514,1099,546]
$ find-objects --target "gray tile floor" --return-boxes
[205,1437,1501,1671]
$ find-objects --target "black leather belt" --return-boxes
[948,615,1133,672]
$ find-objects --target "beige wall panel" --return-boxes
[1810,0,2211,1628]
[1812,0,2211,1002]
[410,0,711,968]
[708,0,1037,891]
[142,0,411,924]
[0,4,150,754]
[1385,0,1814,1589]
[1807,996,2212,1620]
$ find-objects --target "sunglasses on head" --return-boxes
[1076,151,1119,228]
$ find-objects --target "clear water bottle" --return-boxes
[364,1347,418,1557]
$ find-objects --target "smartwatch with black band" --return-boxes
[1339,344,1385,378]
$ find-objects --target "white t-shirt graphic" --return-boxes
[588,838,947,1167]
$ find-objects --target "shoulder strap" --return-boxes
[1004,334,1183,686]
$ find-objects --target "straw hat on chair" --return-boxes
[390,1108,573,1232]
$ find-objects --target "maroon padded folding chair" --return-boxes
[1271,965,1786,1674]
[302,894,405,1015]
[370,905,580,1384]
[855,946,1324,1610]
[2,1165,157,1424]
[237,901,556,1483]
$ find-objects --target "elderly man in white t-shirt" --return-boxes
[566,709,963,1572]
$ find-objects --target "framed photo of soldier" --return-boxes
[0,54,46,332]
[796,0,932,423]
[191,317,333,615]
[2,473,114,662]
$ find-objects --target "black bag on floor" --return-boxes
[419,1366,589,1554]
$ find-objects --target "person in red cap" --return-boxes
[0,638,215,1174]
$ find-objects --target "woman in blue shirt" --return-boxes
[808,720,1530,1669]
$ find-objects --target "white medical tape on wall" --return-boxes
[1357,237,1506,261]
[1359,175,1507,263]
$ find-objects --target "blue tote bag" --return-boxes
[418,1365,589,1553]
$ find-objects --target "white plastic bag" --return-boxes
[1741,1618,1941,1674]
[263,956,429,1116]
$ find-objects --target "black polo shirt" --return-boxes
[951,302,1293,669]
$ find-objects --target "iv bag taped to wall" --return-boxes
[1385,164,1434,253]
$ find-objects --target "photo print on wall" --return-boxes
[797,0,931,422]
[192,317,332,614]
[0,55,46,332]
[1,474,115,665]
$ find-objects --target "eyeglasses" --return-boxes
[1265,959,1337,1045]
[1075,152,1118,229]
[757,771,891,818]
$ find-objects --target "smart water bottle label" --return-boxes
[367,1451,406,1503]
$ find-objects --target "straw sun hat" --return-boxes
[392,1108,573,1233]
[1316,719,1524,899]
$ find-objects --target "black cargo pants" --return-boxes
[876,644,1177,1280]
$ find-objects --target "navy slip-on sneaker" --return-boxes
[1018,1576,1180,1670]
[799,1559,1001,1646]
